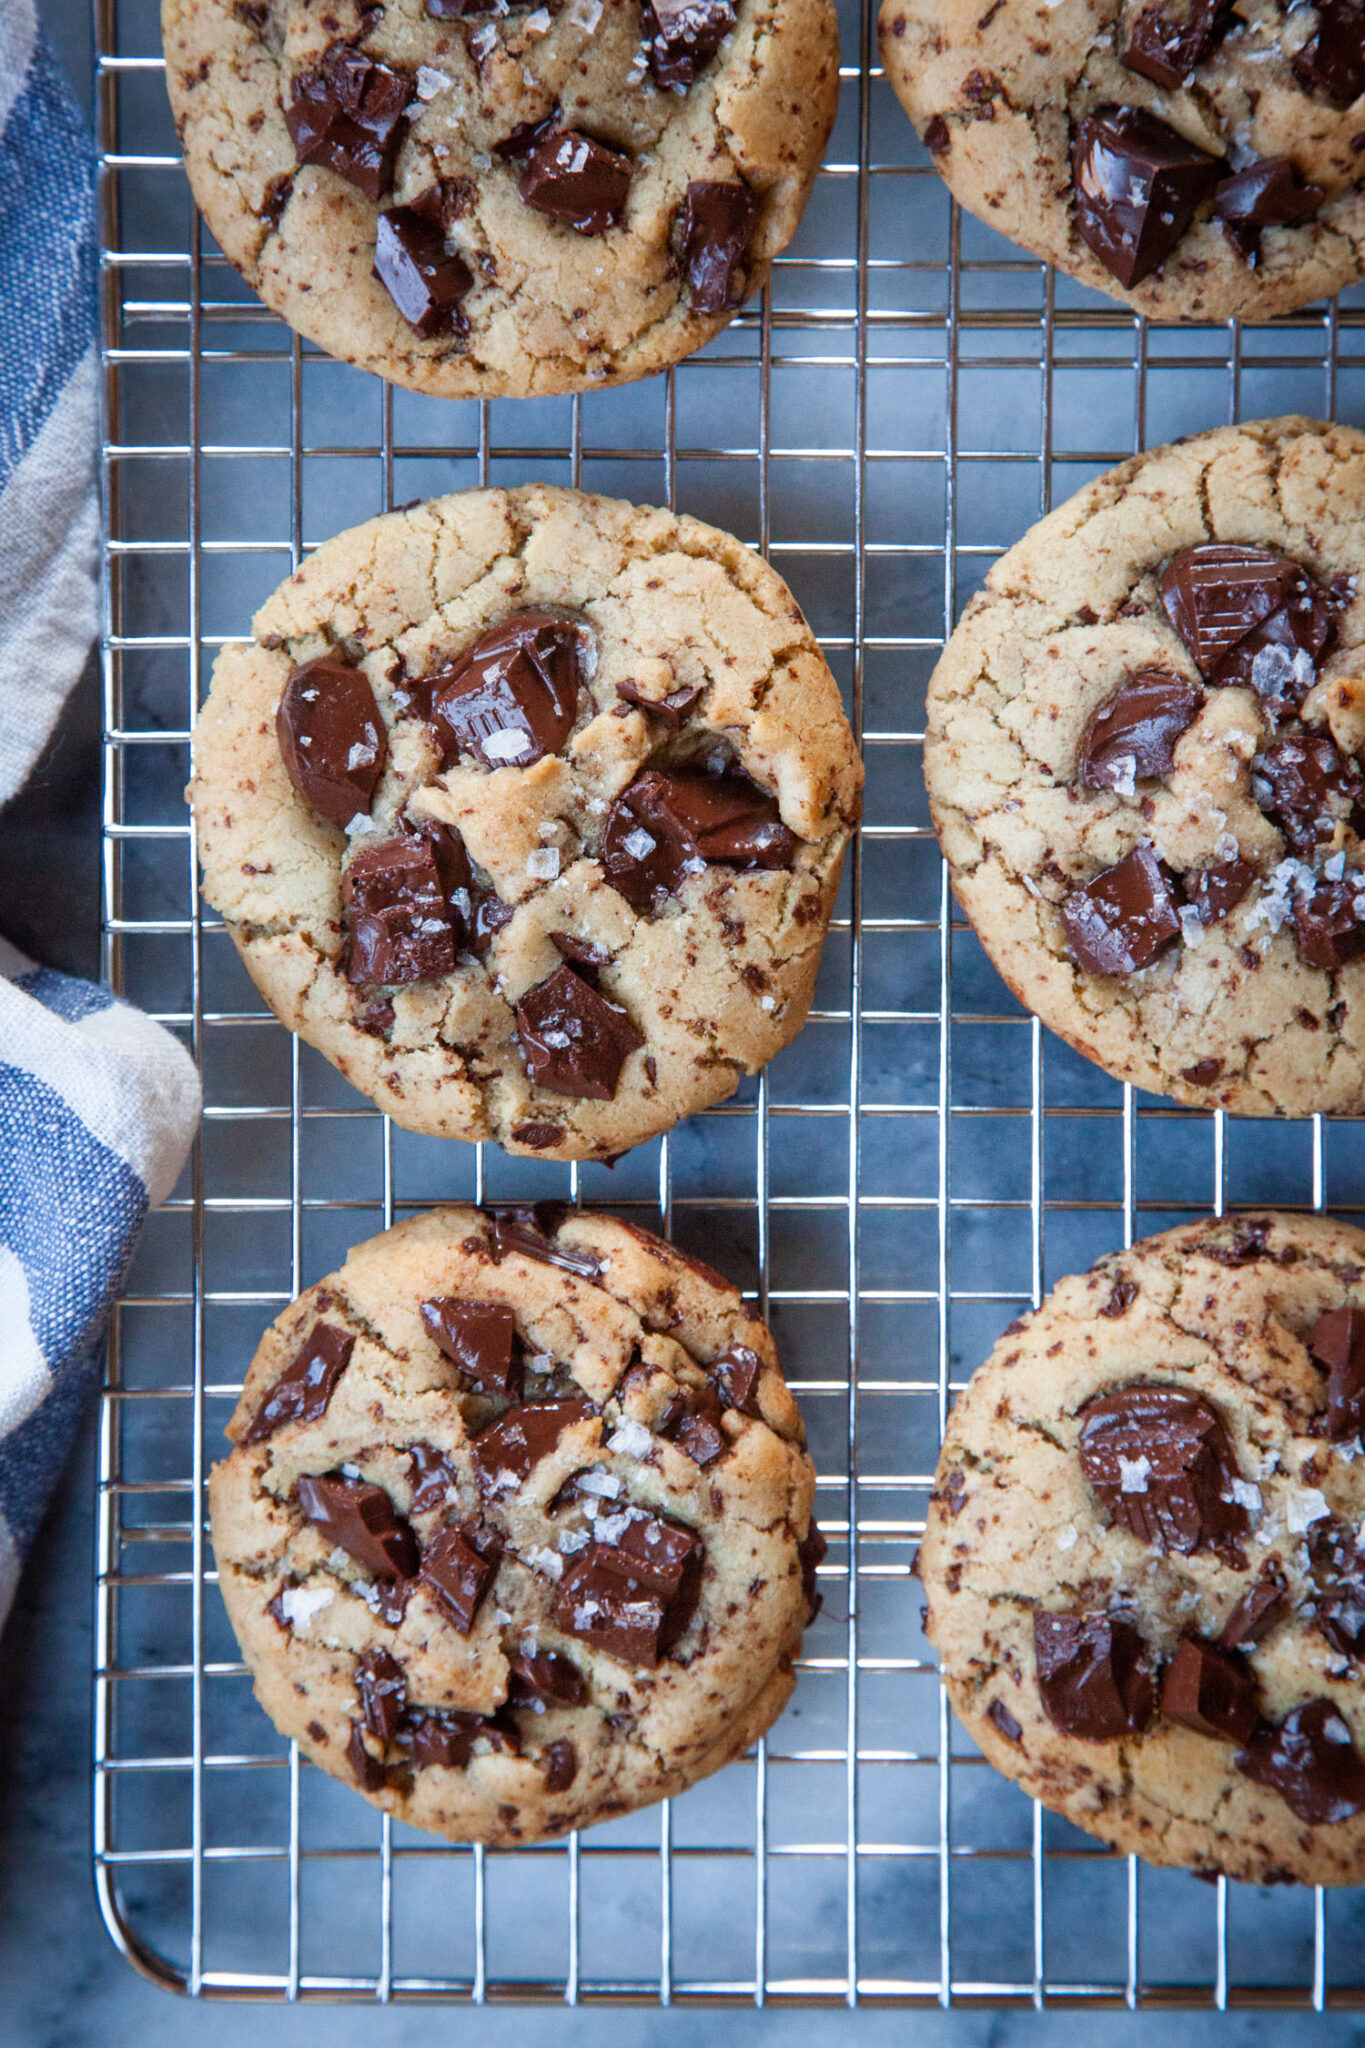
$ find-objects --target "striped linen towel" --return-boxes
[0,6,201,1629]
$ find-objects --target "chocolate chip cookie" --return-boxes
[162,0,838,396]
[190,484,860,1158]
[922,1210,1365,1885]
[925,415,1365,1118]
[878,0,1365,320]
[208,1203,823,1843]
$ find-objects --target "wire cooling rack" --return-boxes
[93,0,1365,2006]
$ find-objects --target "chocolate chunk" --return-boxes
[297,1472,420,1582]
[1292,877,1365,968]
[347,1720,387,1792]
[1221,1577,1289,1650]
[1236,1698,1365,1823]
[550,931,611,970]
[1077,1383,1248,1556]
[1033,1611,1155,1740]
[470,1397,596,1492]
[1161,1634,1260,1743]
[601,768,796,912]
[1183,856,1256,926]
[798,1520,827,1620]
[518,130,632,236]
[1078,668,1202,788]
[1071,106,1222,289]
[343,836,456,985]
[276,657,387,829]
[428,0,508,13]
[407,1441,461,1515]
[354,1646,406,1743]
[1308,1519,1365,1656]
[472,889,515,952]
[421,1519,502,1632]
[515,964,645,1100]
[542,1738,578,1790]
[1214,158,1323,264]
[510,1121,565,1149]
[487,1203,604,1279]
[1309,1306,1365,1438]
[614,677,704,726]
[243,1322,355,1444]
[285,45,409,203]
[409,818,476,949]
[1097,1280,1137,1320]
[659,1381,727,1466]
[420,1296,522,1396]
[507,1649,589,1709]
[370,1575,414,1629]
[986,1698,1023,1743]
[677,180,759,314]
[260,172,293,231]
[1061,841,1181,976]
[1293,0,1365,108]
[642,0,736,88]
[373,203,474,338]
[1123,0,1231,86]
[495,112,556,160]
[1159,543,1337,701]
[1182,1056,1224,1084]
[429,610,582,769]
[1253,729,1364,856]
[554,1513,703,1666]
[404,1706,519,1768]
[710,1343,763,1416]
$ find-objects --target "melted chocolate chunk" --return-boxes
[347,1720,387,1792]
[404,1706,519,1768]
[677,179,759,314]
[1214,158,1323,264]
[1071,106,1222,288]
[1123,0,1231,86]
[1184,856,1256,927]
[260,172,293,231]
[276,657,387,829]
[495,111,556,160]
[710,1343,763,1415]
[1236,1698,1365,1823]
[407,1441,461,1515]
[420,1297,522,1396]
[1079,668,1202,788]
[370,1575,414,1629]
[470,1397,596,1492]
[659,1381,727,1466]
[1060,842,1181,976]
[515,964,645,1100]
[1309,1306,1365,1438]
[243,1322,354,1444]
[428,0,509,13]
[297,1472,420,1581]
[798,1520,828,1620]
[421,1519,502,1632]
[487,1203,604,1279]
[554,1512,703,1667]
[285,45,409,203]
[601,768,796,912]
[354,1646,406,1742]
[429,611,582,769]
[1253,728,1364,856]
[614,677,704,726]
[1293,0,1365,108]
[1077,1383,1248,1555]
[373,202,474,338]
[507,1649,589,1708]
[472,890,516,952]
[1161,1634,1260,1743]
[518,130,632,235]
[1100,1278,1139,1318]
[1159,543,1337,702]
[1308,1519,1365,1656]
[986,1698,1023,1743]
[542,1738,578,1790]
[1220,1577,1289,1649]
[642,0,736,88]
[343,836,455,985]
[1032,1610,1155,1740]
[1292,876,1365,968]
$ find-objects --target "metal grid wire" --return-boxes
[93,0,1365,2004]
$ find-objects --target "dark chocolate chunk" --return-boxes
[1206,1217,1272,1267]
[1100,1278,1139,1318]
[347,1720,387,1792]
[495,111,556,160]
[1236,1698,1365,1823]
[409,818,476,949]
[541,1738,578,1790]
[373,202,474,338]
[710,1343,763,1416]
[260,172,294,231]
[343,835,456,985]
[1123,0,1231,86]
[429,610,582,769]
[659,1381,727,1466]
[677,179,759,314]
[243,1322,355,1444]
[1292,877,1365,968]
[354,1646,406,1743]
[470,1397,596,1492]
[510,1121,565,1149]
[1309,1305,1365,1438]
[1221,1576,1289,1650]
[472,889,516,952]
[428,0,508,14]
[276,657,387,830]
[1182,1056,1224,1084]
[297,1471,420,1581]
[554,1512,703,1666]
[1293,0,1365,108]
[404,1706,519,1768]
[1076,1383,1248,1555]
[1160,1634,1260,1743]
[642,0,736,88]
[507,1649,589,1709]
[1078,667,1202,788]
[601,768,796,912]
[798,1519,827,1620]
[1184,856,1256,926]
[1060,841,1181,976]
[1033,1610,1155,1740]
[407,1441,461,1516]
[285,45,409,203]
[370,1574,414,1628]
[420,1296,522,1396]
[1253,729,1364,856]
[550,930,611,970]
[518,130,632,236]
[421,1519,502,1632]
[614,677,704,726]
[1071,105,1222,289]
[986,1698,1023,1743]
[1159,543,1337,701]
[1308,1519,1365,1656]
[1214,158,1323,264]
[515,964,645,1100]
[487,1203,604,1279]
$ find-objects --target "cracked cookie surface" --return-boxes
[878,0,1365,320]
[922,1211,1365,1886]
[190,483,862,1157]
[209,1203,822,1843]
[925,416,1365,1118]
[162,0,838,395]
